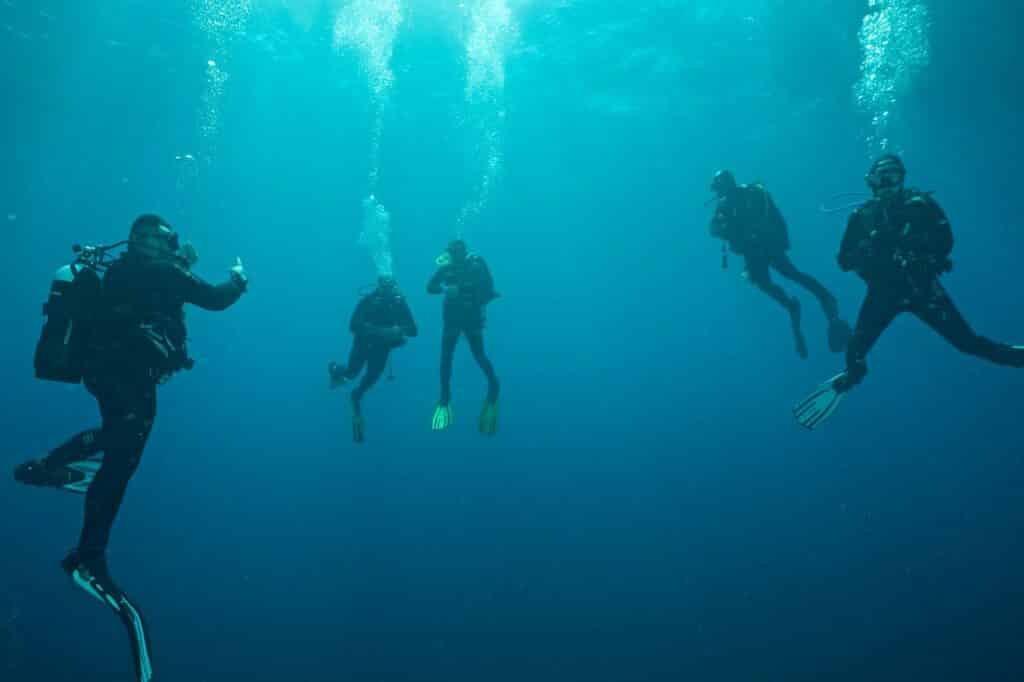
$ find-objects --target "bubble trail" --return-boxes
[854,0,931,156]
[193,0,252,163]
[457,0,517,238]
[359,195,393,278]
[334,0,403,193]
[335,0,403,275]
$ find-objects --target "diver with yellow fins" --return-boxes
[426,239,501,436]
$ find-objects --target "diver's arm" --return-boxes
[764,192,788,230]
[709,209,728,239]
[180,267,244,311]
[350,298,372,335]
[363,325,395,340]
[350,299,404,340]
[476,258,498,303]
[900,195,954,272]
[427,267,448,295]
[837,211,869,272]
[924,196,954,260]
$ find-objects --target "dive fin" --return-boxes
[63,552,155,682]
[793,373,847,430]
[13,456,100,494]
[432,403,453,432]
[478,400,498,437]
[64,456,102,493]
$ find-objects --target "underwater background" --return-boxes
[2,1,1023,680]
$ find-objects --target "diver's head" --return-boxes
[447,239,468,264]
[711,169,737,198]
[376,275,400,297]
[129,214,180,261]
[865,154,906,200]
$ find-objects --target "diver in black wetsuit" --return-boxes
[14,215,247,682]
[328,276,418,443]
[794,155,1024,429]
[838,154,1024,388]
[710,169,851,358]
[426,239,500,435]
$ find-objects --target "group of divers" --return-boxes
[11,153,1024,681]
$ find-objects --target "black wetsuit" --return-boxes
[712,183,838,319]
[838,188,1024,388]
[340,291,417,412]
[46,253,244,561]
[427,255,500,405]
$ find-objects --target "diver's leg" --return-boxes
[13,428,104,488]
[913,281,1024,367]
[78,375,156,561]
[60,546,155,682]
[747,255,806,358]
[45,430,104,466]
[352,349,388,415]
[745,255,793,310]
[331,340,369,388]
[466,330,500,403]
[65,373,157,682]
[439,327,460,405]
[842,287,902,389]
[350,349,386,443]
[771,253,839,319]
[344,340,369,380]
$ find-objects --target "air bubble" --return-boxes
[854,0,931,155]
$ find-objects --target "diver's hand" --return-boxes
[179,241,200,269]
[387,325,405,342]
[230,257,249,291]
[445,284,460,300]
[893,248,929,271]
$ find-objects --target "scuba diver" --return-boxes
[426,239,500,435]
[328,276,418,443]
[13,215,248,682]
[794,154,1024,429]
[710,169,852,358]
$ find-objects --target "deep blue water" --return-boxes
[3,1,1024,680]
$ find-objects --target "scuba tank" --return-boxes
[34,262,102,383]
[33,242,125,383]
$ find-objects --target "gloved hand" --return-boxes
[230,257,248,291]
[178,241,199,269]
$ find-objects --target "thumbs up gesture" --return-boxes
[230,257,249,291]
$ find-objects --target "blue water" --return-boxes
[3,1,1023,680]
